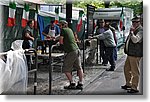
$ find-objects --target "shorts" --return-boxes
[63,49,82,72]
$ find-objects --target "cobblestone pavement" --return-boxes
[27,47,124,95]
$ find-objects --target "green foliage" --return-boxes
[73,0,104,10]
[43,0,66,5]
[72,0,143,15]
[110,0,143,16]
[42,0,143,15]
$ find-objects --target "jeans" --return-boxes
[113,47,117,61]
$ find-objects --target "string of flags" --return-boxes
[7,2,37,29]
[76,10,84,32]
[22,3,29,28]
[119,7,124,31]
[7,2,85,32]
[54,7,59,24]
[7,2,16,27]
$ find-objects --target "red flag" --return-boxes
[77,10,84,32]
[54,7,59,24]
[7,2,16,27]
[119,7,124,31]
[22,4,29,28]
[34,10,38,29]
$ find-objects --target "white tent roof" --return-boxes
[93,7,133,20]
[39,10,86,21]
[0,0,46,7]
[23,0,46,4]
[39,11,65,18]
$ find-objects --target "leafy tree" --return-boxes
[43,0,66,5]
[72,0,104,10]
[42,0,143,15]
[110,0,143,16]
[72,0,143,15]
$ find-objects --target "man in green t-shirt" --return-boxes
[57,20,84,90]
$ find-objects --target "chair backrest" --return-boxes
[11,40,24,50]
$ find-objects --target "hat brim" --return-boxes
[132,20,140,22]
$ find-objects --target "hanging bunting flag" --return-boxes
[119,7,124,31]
[76,10,84,32]
[7,2,16,27]
[34,9,38,29]
[54,7,59,24]
[22,3,29,28]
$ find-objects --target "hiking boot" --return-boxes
[121,85,131,90]
[76,83,83,90]
[64,83,76,89]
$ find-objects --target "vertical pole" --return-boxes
[34,4,39,49]
[33,4,39,95]
[66,0,72,28]
[82,24,85,73]
[96,38,99,64]
[121,7,125,42]
[87,4,89,38]
[34,50,37,95]
[49,41,52,95]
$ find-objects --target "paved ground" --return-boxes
[78,55,143,95]
[27,47,125,95]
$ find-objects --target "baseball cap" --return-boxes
[59,20,68,24]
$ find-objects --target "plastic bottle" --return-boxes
[46,46,49,54]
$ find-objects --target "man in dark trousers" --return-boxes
[93,22,116,71]
[95,19,108,65]
[121,16,143,93]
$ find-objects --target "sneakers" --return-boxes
[127,89,139,93]
[106,66,115,71]
[121,85,131,90]
[121,85,139,93]
[64,83,76,89]
[106,68,114,71]
[64,82,83,90]
[76,83,83,90]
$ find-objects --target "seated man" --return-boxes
[22,19,35,68]
[22,19,35,49]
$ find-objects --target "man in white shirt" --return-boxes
[93,22,116,71]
